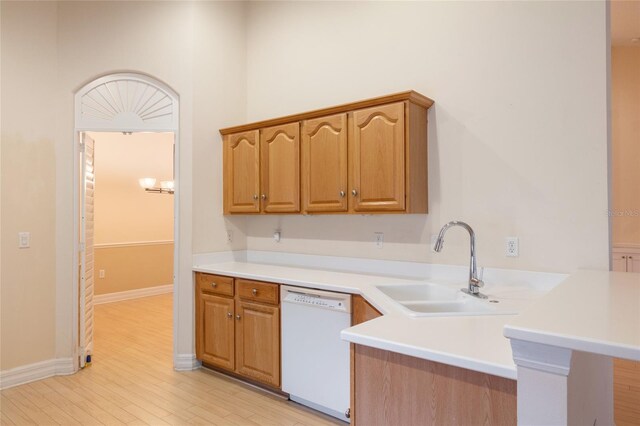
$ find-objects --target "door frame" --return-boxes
[73,72,180,370]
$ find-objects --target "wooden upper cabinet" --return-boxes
[220,91,432,215]
[224,130,260,214]
[260,123,300,213]
[302,113,348,213]
[350,102,405,212]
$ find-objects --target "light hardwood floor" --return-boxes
[0,294,343,426]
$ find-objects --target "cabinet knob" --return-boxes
[351,189,358,196]
[623,256,627,259]
[227,312,232,319]
[210,282,217,288]
[261,194,267,200]
[629,256,633,259]
[252,288,258,296]
[236,314,241,320]
[345,408,351,419]
[253,194,258,201]
[339,190,345,198]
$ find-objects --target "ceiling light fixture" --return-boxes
[139,177,174,194]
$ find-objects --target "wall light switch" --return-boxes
[18,232,30,249]
[226,230,233,243]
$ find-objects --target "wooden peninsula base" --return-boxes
[352,344,517,425]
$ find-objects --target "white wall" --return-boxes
[244,1,610,273]
[1,1,247,372]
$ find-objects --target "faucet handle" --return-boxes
[470,277,484,288]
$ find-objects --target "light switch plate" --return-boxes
[18,232,30,248]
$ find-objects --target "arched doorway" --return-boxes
[73,72,180,370]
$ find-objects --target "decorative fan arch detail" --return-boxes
[75,73,179,131]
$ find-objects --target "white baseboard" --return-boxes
[174,353,200,371]
[0,357,75,390]
[94,284,173,305]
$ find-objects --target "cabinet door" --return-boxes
[260,123,300,213]
[224,130,260,214]
[612,254,628,272]
[235,300,281,387]
[302,114,348,212]
[627,255,640,273]
[196,293,235,370]
[350,102,405,212]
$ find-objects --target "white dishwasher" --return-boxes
[281,286,352,422]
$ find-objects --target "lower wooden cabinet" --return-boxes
[235,300,280,387]
[195,273,281,389]
[196,293,235,370]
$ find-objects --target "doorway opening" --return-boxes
[609,3,639,425]
[86,131,174,365]
[74,73,180,370]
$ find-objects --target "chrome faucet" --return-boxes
[433,221,487,299]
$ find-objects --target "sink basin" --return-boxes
[376,283,460,301]
[400,300,495,314]
[376,283,516,317]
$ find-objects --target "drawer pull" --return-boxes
[227,312,232,319]
[339,190,345,198]
[252,288,258,296]
[253,194,258,200]
[236,314,241,320]
[210,282,217,288]
[352,189,358,196]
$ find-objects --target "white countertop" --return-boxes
[193,251,567,380]
[504,270,640,361]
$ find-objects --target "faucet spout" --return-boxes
[433,221,487,299]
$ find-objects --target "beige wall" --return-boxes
[244,1,610,273]
[1,1,247,371]
[1,1,59,370]
[611,46,640,245]
[94,243,173,295]
[91,132,174,295]
[92,132,174,245]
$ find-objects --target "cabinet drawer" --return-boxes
[196,273,234,297]
[236,279,279,305]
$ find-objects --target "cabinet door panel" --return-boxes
[351,102,405,212]
[612,254,628,272]
[197,294,235,370]
[261,123,300,213]
[628,255,640,273]
[224,130,260,213]
[302,114,348,212]
[235,300,280,387]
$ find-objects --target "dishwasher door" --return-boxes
[281,286,352,422]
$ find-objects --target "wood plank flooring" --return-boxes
[0,294,342,426]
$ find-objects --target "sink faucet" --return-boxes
[433,221,487,299]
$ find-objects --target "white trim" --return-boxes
[94,284,173,305]
[94,240,174,249]
[0,358,75,390]
[174,354,201,371]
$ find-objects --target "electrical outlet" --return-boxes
[430,234,438,245]
[273,230,281,243]
[18,232,30,248]
[226,230,233,243]
[99,269,105,279]
[374,232,384,248]
[506,237,519,257]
